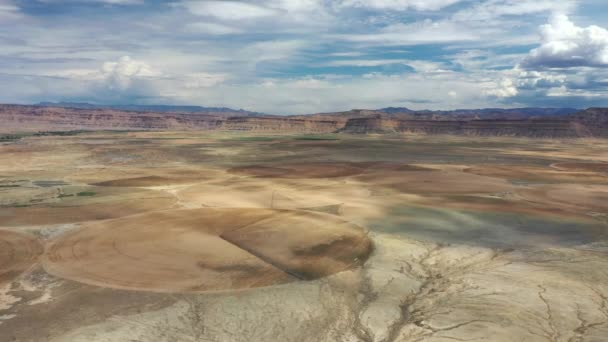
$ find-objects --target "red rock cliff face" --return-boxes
[0,105,223,131]
[570,108,608,137]
[335,117,399,134]
[1,104,607,138]
[338,116,608,138]
[0,105,341,133]
[217,117,341,133]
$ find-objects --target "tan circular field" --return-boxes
[43,208,372,293]
[355,170,514,195]
[93,176,200,187]
[0,186,177,227]
[552,162,608,172]
[90,169,220,187]
[0,196,176,227]
[229,163,365,178]
[518,184,608,212]
[0,229,43,283]
[229,162,435,179]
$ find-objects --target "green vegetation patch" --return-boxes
[33,130,138,137]
[0,203,32,208]
[293,134,340,141]
[227,136,281,142]
[0,133,30,142]
[77,191,97,197]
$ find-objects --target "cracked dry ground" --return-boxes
[40,235,608,342]
[1,133,608,341]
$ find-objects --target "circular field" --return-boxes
[552,162,608,172]
[229,163,365,178]
[93,176,200,187]
[0,229,43,283]
[0,186,176,227]
[518,184,608,212]
[43,208,372,293]
[90,170,220,187]
[355,170,514,195]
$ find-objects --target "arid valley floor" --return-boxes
[1,132,608,341]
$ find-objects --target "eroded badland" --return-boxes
[1,132,608,341]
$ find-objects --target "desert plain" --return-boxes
[1,131,608,341]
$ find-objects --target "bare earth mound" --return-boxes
[43,208,371,293]
[0,229,43,283]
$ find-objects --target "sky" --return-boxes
[1,0,608,114]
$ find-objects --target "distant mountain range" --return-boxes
[38,102,580,119]
[37,102,264,116]
[1,103,606,138]
[378,107,580,118]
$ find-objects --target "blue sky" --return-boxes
[1,0,607,114]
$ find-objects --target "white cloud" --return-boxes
[484,78,518,98]
[177,1,280,20]
[329,52,364,57]
[289,78,332,89]
[337,19,478,45]
[327,58,449,73]
[175,0,331,30]
[326,59,409,67]
[546,85,607,98]
[522,14,608,68]
[3,0,607,111]
[450,50,528,71]
[0,0,20,21]
[269,0,324,13]
[453,0,577,22]
[185,22,241,35]
[338,0,463,11]
[405,60,449,73]
[244,40,307,62]
[91,0,143,4]
[39,0,144,4]
[516,70,566,89]
[101,56,161,90]
[183,72,228,89]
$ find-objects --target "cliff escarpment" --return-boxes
[1,104,607,138]
[0,105,341,133]
[338,111,608,138]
